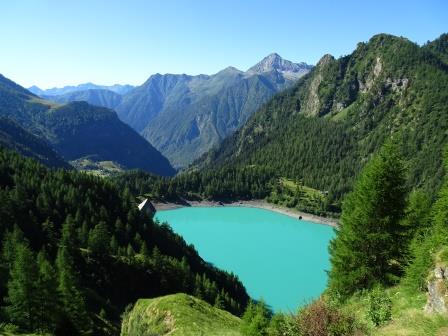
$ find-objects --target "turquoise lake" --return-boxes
[155,206,335,312]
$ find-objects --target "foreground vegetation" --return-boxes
[231,143,448,336]
[121,293,241,336]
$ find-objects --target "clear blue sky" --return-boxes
[1,0,446,89]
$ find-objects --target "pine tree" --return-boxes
[404,152,448,291]
[35,249,59,332]
[110,235,119,255]
[214,292,225,309]
[240,300,271,336]
[126,243,135,258]
[139,241,149,257]
[1,225,24,268]
[328,143,408,298]
[5,243,39,331]
[87,221,110,256]
[56,218,91,334]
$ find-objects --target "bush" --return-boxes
[367,287,392,326]
[267,313,299,336]
[240,300,272,336]
[0,323,20,333]
[295,298,361,336]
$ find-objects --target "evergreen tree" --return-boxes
[35,250,59,332]
[214,292,225,309]
[404,152,448,291]
[240,299,271,336]
[5,243,39,331]
[87,221,110,256]
[110,235,119,255]
[1,225,24,268]
[126,243,135,258]
[139,241,149,257]
[328,143,408,298]
[56,219,91,334]
[401,189,432,246]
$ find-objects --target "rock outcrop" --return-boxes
[425,264,448,314]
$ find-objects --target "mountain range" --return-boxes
[32,54,312,168]
[118,53,312,167]
[29,82,134,96]
[200,33,448,204]
[41,89,123,110]
[1,32,448,336]
[0,116,70,169]
[0,74,175,175]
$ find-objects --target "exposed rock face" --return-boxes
[301,54,335,116]
[359,57,383,93]
[425,264,448,314]
[302,72,323,116]
[117,54,313,168]
[247,53,312,79]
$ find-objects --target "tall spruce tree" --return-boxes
[35,250,60,333]
[240,299,271,336]
[328,143,407,298]
[87,221,110,256]
[5,242,39,331]
[404,151,448,291]
[56,216,91,334]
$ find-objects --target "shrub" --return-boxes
[367,287,392,326]
[295,298,361,336]
[240,300,272,336]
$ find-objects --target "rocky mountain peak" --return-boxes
[247,53,312,76]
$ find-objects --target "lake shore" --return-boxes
[153,199,339,227]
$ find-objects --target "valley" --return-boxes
[0,2,447,334]
[31,54,312,168]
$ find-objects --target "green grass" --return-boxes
[121,293,242,336]
[267,178,331,216]
[70,158,125,177]
[27,96,62,109]
[340,285,448,335]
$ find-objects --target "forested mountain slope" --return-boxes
[200,34,448,204]
[0,116,70,169]
[0,74,175,176]
[0,147,248,335]
[116,54,312,167]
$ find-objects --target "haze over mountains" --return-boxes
[29,82,135,96]
[0,74,175,175]
[41,89,123,110]
[31,53,312,167]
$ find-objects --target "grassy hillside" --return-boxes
[339,285,448,335]
[121,293,241,336]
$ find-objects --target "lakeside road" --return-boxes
[152,199,338,227]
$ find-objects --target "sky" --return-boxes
[0,0,447,89]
